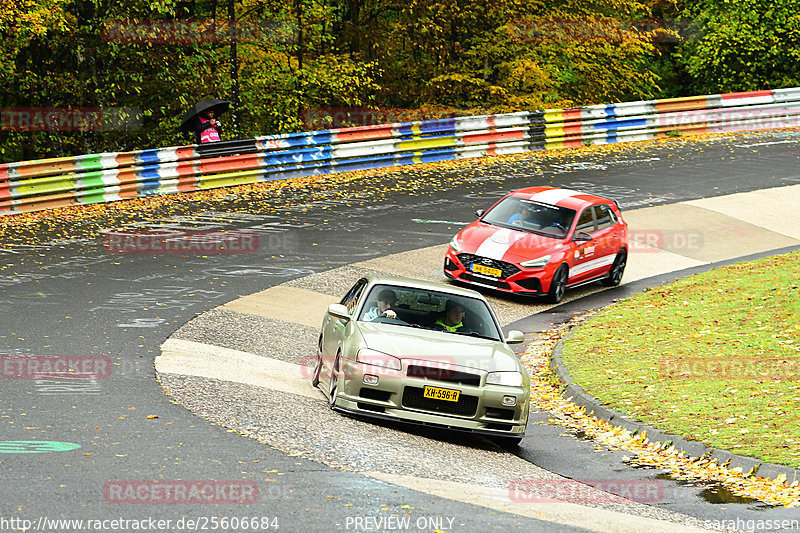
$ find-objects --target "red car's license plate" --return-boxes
[471,264,502,277]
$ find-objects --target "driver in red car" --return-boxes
[508,204,536,225]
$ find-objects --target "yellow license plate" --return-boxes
[471,264,502,277]
[423,386,460,402]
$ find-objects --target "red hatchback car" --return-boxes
[444,187,628,303]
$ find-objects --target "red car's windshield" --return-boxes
[481,196,576,239]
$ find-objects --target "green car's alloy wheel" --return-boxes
[312,337,323,387]
[328,354,341,408]
[312,355,322,387]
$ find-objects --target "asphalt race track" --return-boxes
[2,131,800,532]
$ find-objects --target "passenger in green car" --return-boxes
[434,300,465,332]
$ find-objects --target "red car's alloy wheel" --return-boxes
[602,251,627,287]
[547,265,568,304]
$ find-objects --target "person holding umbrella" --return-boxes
[179,99,230,144]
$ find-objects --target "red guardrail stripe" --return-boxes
[335,126,396,143]
[197,154,259,174]
[177,176,200,192]
[721,90,773,100]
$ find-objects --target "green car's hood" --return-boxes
[356,322,519,373]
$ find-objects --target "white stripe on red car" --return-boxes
[567,253,617,280]
[474,228,525,260]
[529,188,582,205]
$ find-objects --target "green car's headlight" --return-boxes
[449,235,461,252]
[520,255,551,269]
[357,349,402,371]
[486,371,524,387]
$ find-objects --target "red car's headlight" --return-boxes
[520,255,551,269]
[449,235,462,253]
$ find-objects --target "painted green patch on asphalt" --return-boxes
[562,250,800,467]
[0,441,81,453]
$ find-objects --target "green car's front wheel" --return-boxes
[328,354,341,409]
[312,336,323,387]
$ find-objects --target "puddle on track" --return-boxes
[566,429,778,508]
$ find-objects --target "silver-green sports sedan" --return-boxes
[312,274,530,444]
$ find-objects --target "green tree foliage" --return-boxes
[675,0,800,93]
[1,0,797,162]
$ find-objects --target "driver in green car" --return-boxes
[433,300,465,332]
[363,289,398,321]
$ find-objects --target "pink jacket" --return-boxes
[196,116,221,143]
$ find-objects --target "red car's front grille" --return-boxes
[402,387,478,417]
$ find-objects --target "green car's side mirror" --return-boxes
[327,303,351,322]
[505,330,524,344]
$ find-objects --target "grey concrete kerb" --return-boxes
[549,309,800,485]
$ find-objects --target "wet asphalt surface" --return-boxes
[1,131,800,532]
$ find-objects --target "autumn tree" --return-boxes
[675,0,800,93]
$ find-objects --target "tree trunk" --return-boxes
[228,0,239,135]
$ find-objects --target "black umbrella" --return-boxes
[179,99,230,132]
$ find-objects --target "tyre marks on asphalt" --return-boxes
[625,202,799,263]
[685,184,800,240]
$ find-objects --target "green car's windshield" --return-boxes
[358,285,502,341]
[482,196,576,239]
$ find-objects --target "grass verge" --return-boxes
[562,250,800,467]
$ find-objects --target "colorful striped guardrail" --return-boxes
[3,87,800,215]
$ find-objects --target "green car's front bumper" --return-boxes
[331,357,529,439]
